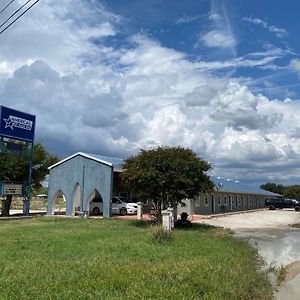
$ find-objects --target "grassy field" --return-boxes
[1,196,64,211]
[0,218,272,300]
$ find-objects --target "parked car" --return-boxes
[35,194,48,199]
[265,198,300,211]
[90,196,138,215]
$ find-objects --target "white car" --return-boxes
[90,196,138,215]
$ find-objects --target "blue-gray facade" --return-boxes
[48,153,281,217]
[178,177,281,215]
[47,153,115,217]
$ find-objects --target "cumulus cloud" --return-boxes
[202,30,236,49]
[1,0,300,184]
[200,0,236,54]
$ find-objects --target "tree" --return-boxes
[0,143,59,216]
[122,146,214,222]
[260,182,285,195]
[283,185,300,200]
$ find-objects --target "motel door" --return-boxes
[211,194,215,213]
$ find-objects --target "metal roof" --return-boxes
[84,153,124,166]
[48,152,124,170]
[49,152,280,196]
[211,176,281,196]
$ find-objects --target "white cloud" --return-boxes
[195,55,278,71]
[268,25,288,38]
[209,13,222,21]
[243,17,288,38]
[0,0,119,72]
[289,59,300,73]
[0,0,300,184]
[243,17,267,27]
[202,30,236,49]
[199,0,236,55]
[78,22,117,39]
[176,14,203,24]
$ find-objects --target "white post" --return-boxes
[167,207,174,229]
[162,210,172,231]
[137,202,142,220]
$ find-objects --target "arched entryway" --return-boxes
[88,189,103,216]
[51,190,66,215]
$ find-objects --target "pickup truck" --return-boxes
[265,198,300,211]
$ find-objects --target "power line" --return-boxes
[0,0,40,36]
[0,0,31,29]
[0,0,15,16]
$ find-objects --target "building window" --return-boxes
[218,196,221,206]
[195,196,200,207]
[204,194,209,206]
[224,195,227,205]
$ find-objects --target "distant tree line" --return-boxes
[260,182,300,200]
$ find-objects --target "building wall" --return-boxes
[47,155,113,217]
[178,191,268,215]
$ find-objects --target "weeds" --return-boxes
[276,265,287,286]
[150,225,173,244]
[268,264,287,287]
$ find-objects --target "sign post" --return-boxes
[0,105,36,216]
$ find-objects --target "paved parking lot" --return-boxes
[195,209,300,230]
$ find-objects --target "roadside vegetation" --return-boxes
[261,182,300,200]
[122,146,214,222]
[0,143,59,216]
[0,218,273,299]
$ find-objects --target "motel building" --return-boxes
[178,176,280,216]
[47,152,280,217]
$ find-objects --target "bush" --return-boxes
[150,225,173,244]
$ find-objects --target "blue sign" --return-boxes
[0,106,36,142]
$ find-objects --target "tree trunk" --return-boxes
[172,205,178,222]
[1,195,12,217]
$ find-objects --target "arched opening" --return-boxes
[72,183,81,215]
[52,190,66,215]
[88,189,103,216]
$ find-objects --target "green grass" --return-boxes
[0,218,273,300]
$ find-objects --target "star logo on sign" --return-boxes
[4,117,14,130]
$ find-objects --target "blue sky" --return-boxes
[1,0,300,185]
[99,0,300,99]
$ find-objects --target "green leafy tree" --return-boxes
[283,185,300,200]
[260,182,285,195]
[0,143,59,216]
[122,146,214,222]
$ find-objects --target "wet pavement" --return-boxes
[234,227,300,300]
[197,210,300,300]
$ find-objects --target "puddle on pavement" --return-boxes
[234,228,300,300]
